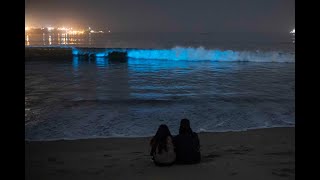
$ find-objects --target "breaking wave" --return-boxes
[72,46,295,63]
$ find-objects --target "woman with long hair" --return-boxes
[150,124,176,166]
[174,118,201,164]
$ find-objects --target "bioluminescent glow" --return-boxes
[95,52,106,57]
[128,58,190,72]
[72,47,295,63]
[72,48,79,55]
[95,57,107,67]
[72,56,79,70]
[127,47,239,61]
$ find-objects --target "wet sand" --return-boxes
[25,127,294,180]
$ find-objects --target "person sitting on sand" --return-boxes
[173,118,201,164]
[150,124,176,166]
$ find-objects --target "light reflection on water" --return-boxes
[25,31,295,140]
[26,34,30,46]
[95,57,107,68]
[49,35,52,45]
[64,56,295,102]
[25,55,295,140]
[25,32,90,46]
[72,56,79,71]
[25,32,295,52]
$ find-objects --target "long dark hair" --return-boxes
[150,124,172,155]
[179,118,193,135]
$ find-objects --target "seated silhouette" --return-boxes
[173,119,201,164]
[150,124,176,166]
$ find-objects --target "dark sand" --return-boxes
[26,127,294,180]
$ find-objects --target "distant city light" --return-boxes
[290,29,295,34]
[290,28,295,43]
[69,30,85,34]
[57,27,69,31]
[24,25,105,34]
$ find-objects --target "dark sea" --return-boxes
[25,32,295,141]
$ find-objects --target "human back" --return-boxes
[150,124,176,166]
[174,119,201,164]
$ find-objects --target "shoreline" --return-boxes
[25,126,294,142]
[26,127,295,180]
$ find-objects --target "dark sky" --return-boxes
[25,0,295,33]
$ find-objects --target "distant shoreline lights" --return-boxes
[290,29,294,43]
[290,29,295,34]
[25,26,109,34]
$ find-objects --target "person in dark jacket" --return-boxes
[173,118,201,164]
[150,124,176,166]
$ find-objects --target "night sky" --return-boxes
[25,0,294,33]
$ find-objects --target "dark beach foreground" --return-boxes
[25,127,294,180]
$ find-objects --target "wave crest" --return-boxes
[72,46,295,63]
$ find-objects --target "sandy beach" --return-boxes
[25,127,294,180]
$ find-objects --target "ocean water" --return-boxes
[25,32,294,51]
[25,32,295,141]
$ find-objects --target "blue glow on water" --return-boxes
[72,48,79,55]
[127,47,239,61]
[26,47,295,140]
[71,47,295,63]
[145,48,293,62]
[72,56,79,70]
[128,58,191,73]
[95,57,107,68]
[95,52,106,57]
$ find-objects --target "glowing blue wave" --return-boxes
[72,46,295,63]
